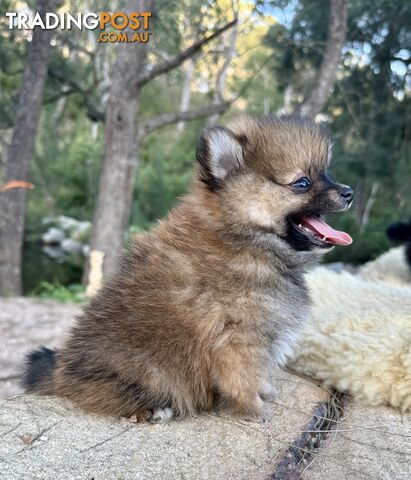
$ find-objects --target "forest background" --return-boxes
[0,0,410,298]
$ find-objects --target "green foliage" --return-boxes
[132,125,197,227]
[22,242,84,295]
[30,282,85,303]
[267,0,411,264]
[1,0,410,293]
[26,105,103,229]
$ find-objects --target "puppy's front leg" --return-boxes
[211,345,271,421]
[259,380,277,402]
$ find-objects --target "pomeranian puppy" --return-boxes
[24,115,353,422]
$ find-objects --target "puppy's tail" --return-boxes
[23,346,56,393]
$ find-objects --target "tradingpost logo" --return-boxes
[5,11,152,43]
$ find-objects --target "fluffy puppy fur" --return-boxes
[24,115,353,422]
[290,267,411,411]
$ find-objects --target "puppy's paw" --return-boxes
[235,394,273,423]
[149,407,174,424]
[258,403,274,423]
[128,409,152,423]
[242,403,273,423]
[259,381,277,402]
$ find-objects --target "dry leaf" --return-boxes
[19,433,34,444]
[1,181,34,192]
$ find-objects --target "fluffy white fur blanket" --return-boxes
[290,260,411,411]
[359,246,411,286]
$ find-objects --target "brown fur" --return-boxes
[24,115,352,421]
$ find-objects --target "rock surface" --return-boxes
[1,373,326,480]
[0,297,81,398]
[1,298,410,479]
[307,404,411,480]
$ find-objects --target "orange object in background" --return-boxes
[1,181,34,192]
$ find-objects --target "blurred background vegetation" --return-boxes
[0,0,410,297]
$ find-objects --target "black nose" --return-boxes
[340,186,353,202]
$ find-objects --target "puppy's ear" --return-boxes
[196,126,245,189]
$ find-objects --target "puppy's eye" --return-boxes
[292,177,311,190]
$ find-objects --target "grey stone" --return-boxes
[41,227,65,245]
[61,238,83,255]
[1,298,410,480]
[0,373,326,480]
[306,404,411,480]
[0,298,81,398]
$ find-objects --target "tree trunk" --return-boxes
[207,24,238,125]
[360,182,379,234]
[300,0,347,118]
[85,0,153,281]
[282,85,293,113]
[84,12,236,286]
[0,0,56,296]
[176,58,195,133]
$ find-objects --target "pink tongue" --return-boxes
[302,217,353,245]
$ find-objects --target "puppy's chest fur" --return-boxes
[128,235,310,366]
[205,258,309,364]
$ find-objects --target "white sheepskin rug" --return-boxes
[358,246,411,286]
[290,265,411,411]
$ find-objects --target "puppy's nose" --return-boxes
[340,186,353,203]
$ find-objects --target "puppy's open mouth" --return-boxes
[290,215,353,248]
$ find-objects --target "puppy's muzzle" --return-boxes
[338,185,354,210]
[320,179,354,212]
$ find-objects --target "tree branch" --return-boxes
[207,19,238,125]
[48,68,105,122]
[138,101,231,136]
[137,18,238,87]
[47,20,237,123]
[140,46,276,137]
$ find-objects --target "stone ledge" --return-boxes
[2,297,410,479]
[1,370,326,480]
